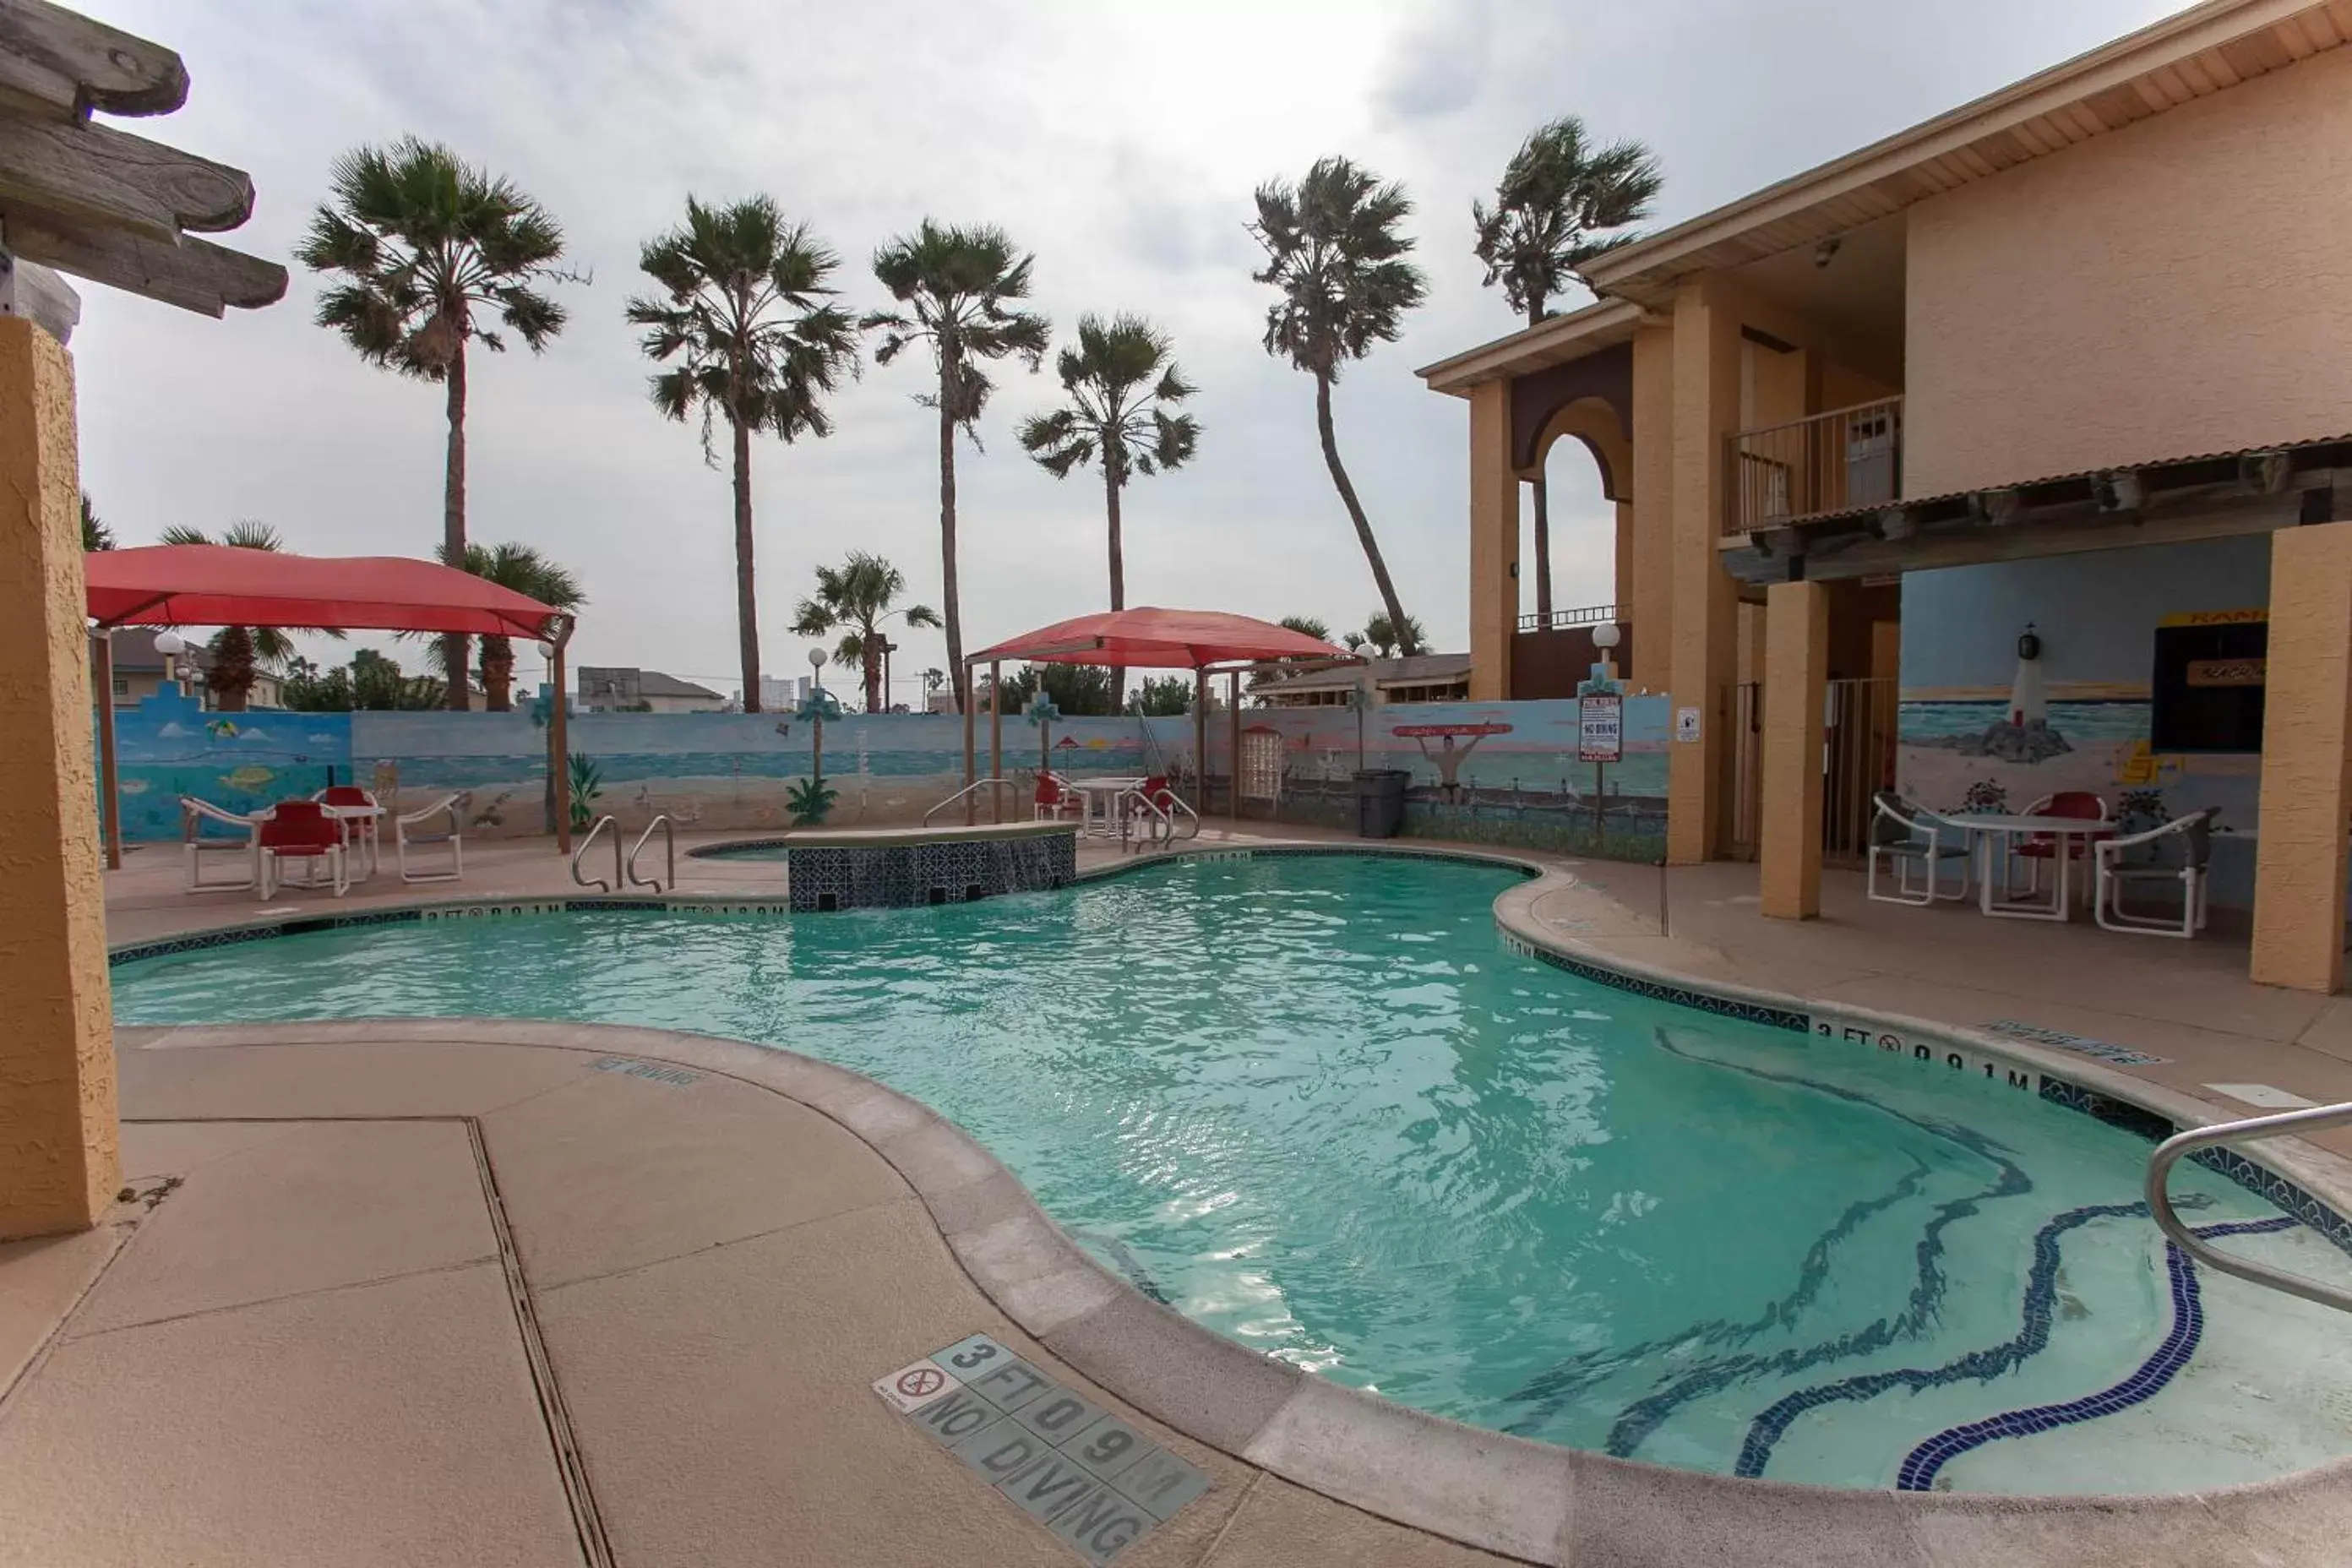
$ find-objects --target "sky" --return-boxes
[77,0,2191,705]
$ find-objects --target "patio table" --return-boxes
[1938,812,2116,922]
[1062,776,1146,837]
[322,802,386,879]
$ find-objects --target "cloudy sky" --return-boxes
[79,0,2188,704]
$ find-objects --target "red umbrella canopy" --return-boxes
[966,607,1353,670]
[85,545,569,639]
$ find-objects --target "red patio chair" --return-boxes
[1033,772,1081,822]
[258,798,349,900]
[2007,791,2110,901]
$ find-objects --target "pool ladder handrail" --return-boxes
[1117,786,1200,852]
[570,814,622,893]
[923,777,1017,826]
[626,814,675,893]
[2147,1099,2352,1315]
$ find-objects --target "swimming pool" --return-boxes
[111,853,2352,1493]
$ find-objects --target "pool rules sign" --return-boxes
[1578,694,1623,763]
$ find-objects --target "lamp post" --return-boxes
[1592,621,1620,686]
[808,647,828,782]
[152,629,186,697]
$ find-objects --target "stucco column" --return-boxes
[1664,281,1740,864]
[2250,523,2352,992]
[1467,379,1517,701]
[1760,580,1829,919]
[0,316,118,1240]
[1628,323,1674,689]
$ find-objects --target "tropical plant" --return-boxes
[297,137,574,709]
[789,551,941,713]
[1348,609,1427,660]
[922,667,946,697]
[155,521,341,710]
[412,541,583,712]
[1125,675,1192,717]
[627,196,859,711]
[1250,157,1428,655]
[865,220,1051,712]
[786,775,838,827]
[995,662,1116,717]
[1016,313,1200,706]
[80,491,112,551]
[280,649,444,711]
[1278,614,1331,641]
[566,751,603,833]
[1473,116,1662,623]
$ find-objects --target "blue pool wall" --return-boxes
[104,690,1673,864]
[1897,535,2271,906]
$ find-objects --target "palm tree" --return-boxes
[1017,313,1200,707]
[1473,117,1662,623]
[155,521,339,710]
[1278,614,1331,641]
[458,542,584,711]
[1350,609,1427,659]
[790,552,942,713]
[1250,157,1429,656]
[865,220,1051,713]
[80,491,112,551]
[628,196,860,712]
[297,137,573,709]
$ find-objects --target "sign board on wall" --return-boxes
[1578,694,1623,762]
[1675,706,1702,743]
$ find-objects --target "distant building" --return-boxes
[577,667,726,714]
[95,629,283,710]
[755,674,812,711]
[1256,653,1472,709]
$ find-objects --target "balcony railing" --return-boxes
[1727,395,1903,541]
[1516,603,1616,634]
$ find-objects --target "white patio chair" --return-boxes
[2093,809,2213,939]
[1866,791,1971,906]
[178,796,261,892]
[395,792,466,884]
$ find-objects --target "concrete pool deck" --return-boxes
[7,830,2352,1563]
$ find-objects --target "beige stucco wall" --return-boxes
[1905,44,2352,498]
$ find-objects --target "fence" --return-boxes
[1726,676,1897,867]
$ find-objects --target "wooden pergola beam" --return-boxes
[0,0,187,122]
[0,112,252,242]
[4,212,283,316]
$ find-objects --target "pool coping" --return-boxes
[104,844,2352,1565]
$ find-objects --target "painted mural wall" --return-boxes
[1897,534,2268,902]
[107,688,1671,863]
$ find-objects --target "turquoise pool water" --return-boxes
[112,855,2352,1491]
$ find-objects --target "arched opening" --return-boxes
[1506,395,1634,698]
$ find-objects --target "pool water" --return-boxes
[112,856,2352,1492]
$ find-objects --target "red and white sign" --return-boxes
[1577,695,1622,763]
[1390,721,1512,739]
[873,1359,961,1413]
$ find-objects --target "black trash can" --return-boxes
[1352,769,1410,839]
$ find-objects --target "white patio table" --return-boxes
[1938,811,2118,922]
[1063,776,1146,837]
[321,802,387,879]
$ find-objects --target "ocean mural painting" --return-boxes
[102,688,1673,863]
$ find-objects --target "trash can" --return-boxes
[1352,769,1409,839]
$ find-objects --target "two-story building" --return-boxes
[1420,0,2352,990]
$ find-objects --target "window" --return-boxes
[112,677,128,697]
[1239,728,1284,803]
[2150,616,2265,754]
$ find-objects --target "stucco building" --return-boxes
[1419,0,2352,990]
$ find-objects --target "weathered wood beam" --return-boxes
[0,113,250,242]
[4,213,281,315]
[0,246,79,340]
[0,0,187,121]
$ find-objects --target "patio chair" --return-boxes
[2094,809,2214,938]
[1865,791,1971,906]
[1033,772,1081,823]
[256,799,348,900]
[178,796,261,892]
[2005,791,2112,901]
[395,792,466,884]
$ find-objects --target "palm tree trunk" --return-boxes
[732,413,761,712]
[1530,475,1553,624]
[939,393,966,713]
[862,619,882,713]
[482,636,514,712]
[1314,372,1418,656]
[1104,463,1125,713]
[442,339,471,710]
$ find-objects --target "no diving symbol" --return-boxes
[898,1366,945,1399]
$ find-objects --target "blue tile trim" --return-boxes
[2035,1075,2175,1143]
[2185,1146,2352,1263]
[1892,1216,2297,1491]
[107,923,300,967]
[1520,944,1810,1033]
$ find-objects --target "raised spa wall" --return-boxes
[768,823,1080,912]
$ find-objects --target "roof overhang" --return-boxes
[1583,0,2347,306]
[1415,298,1645,395]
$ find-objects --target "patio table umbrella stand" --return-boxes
[84,544,575,868]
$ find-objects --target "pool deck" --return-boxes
[6,830,2351,1565]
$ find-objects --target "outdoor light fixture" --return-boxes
[152,629,185,656]
[1813,236,1842,269]
[1591,623,1620,651]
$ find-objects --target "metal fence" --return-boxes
[1727,676,1897,867]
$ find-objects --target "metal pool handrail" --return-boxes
[2147,1101,2352,1315]
[626,814,674,894]
[1118,786,1199,852]
[571,815,620,893]
[923,777,1016,825]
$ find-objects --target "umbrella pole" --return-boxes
[988,661,1003,825]
[961,660,977,825]
[1228,670,1242,825]
[1194,670,1208,815]
[93,631,121,870]
[551,623,572,854]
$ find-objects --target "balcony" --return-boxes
[1727,395,1903,542]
